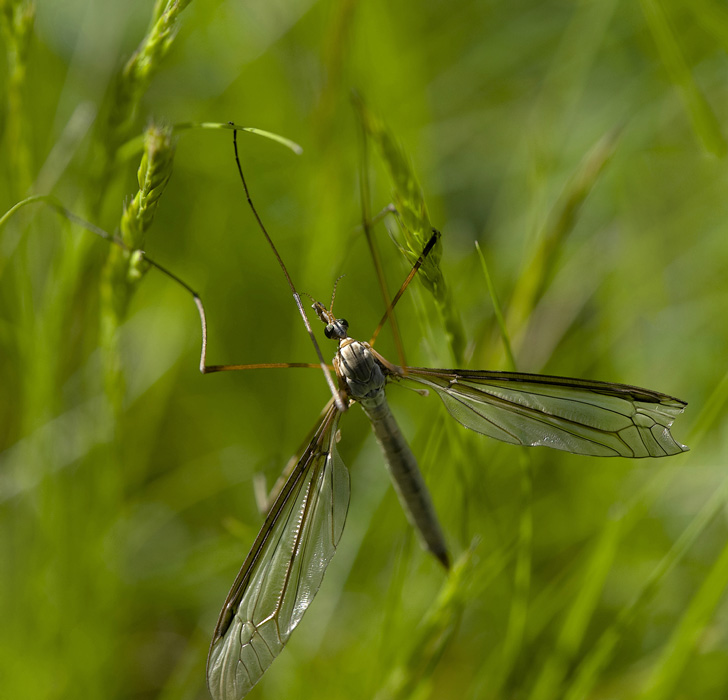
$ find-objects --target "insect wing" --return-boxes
[404,368,688,458]
[207,405,349,700]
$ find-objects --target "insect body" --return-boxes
[323,302,451,570]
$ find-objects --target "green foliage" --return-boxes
[2,2,728,700]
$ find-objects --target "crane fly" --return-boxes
[62,128,688,699]
[200,132,688,699]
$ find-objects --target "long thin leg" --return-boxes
[42,200,329,377]
[146,259,330,375]
[369,228,441,347]
[231,128,345,411]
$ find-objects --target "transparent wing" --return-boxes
[403,368,688,458]
[207,403,349,700]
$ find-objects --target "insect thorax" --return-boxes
[335,338,387,402]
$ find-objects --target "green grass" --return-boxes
[2,1,728,699]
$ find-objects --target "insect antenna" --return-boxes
[329,273,346,314]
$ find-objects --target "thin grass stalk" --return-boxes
[474,246,535,698]
[0,0,35,199]
[640,0,726,156]
[475,241,516,371]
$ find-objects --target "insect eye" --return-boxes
[339,319,349,331]
[324,324,336,339]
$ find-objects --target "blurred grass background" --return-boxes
[2,0,728,698]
